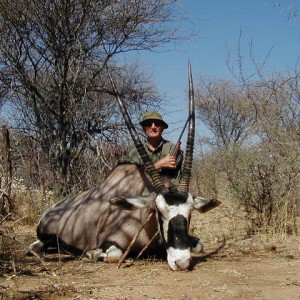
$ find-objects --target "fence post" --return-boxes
[1,125,14,215]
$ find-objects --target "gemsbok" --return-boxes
[29,62,221,271]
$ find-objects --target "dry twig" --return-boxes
[136,230,160,259]
[0,229,48,270]
[117,210,155,268]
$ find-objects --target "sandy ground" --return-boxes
[1,200,300,300]
[0,226,299,300]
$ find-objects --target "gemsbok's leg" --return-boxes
[27,239,45,254]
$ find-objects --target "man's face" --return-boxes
[142,120,165,138]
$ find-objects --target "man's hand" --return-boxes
[154,155,177,170]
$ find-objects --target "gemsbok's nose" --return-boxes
[175,257,191,271]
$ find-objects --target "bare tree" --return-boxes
[195,77,256,148]
[194,69,300,233]
[0,0,182,193]
[252,72,300,142]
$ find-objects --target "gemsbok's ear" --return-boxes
[193,197,221,213]
[109,194,156,210]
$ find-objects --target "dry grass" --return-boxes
[7,178,62,225]
[190,196,300,259]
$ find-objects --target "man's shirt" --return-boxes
[129,139,183,184]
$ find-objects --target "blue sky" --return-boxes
[127,0,300,141]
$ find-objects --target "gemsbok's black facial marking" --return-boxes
[167,215,190,249]
[156,210,167,245]
[164,187,189,206]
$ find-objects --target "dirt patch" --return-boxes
[1,250,300,300]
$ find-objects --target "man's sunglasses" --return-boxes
[143,120,164,127]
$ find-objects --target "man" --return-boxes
[129,111,183,184]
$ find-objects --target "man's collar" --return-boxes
[145,138,166,152]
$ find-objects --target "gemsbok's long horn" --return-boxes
[107,68,168,195]
[178,61,195,192]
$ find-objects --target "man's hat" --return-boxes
[139,111,168,128]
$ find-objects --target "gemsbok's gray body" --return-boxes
[29,63,221,271]
[34,163,160,256]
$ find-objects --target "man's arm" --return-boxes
[129,148,142,164]
[154,142,183,170]
[154,155,177,170]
